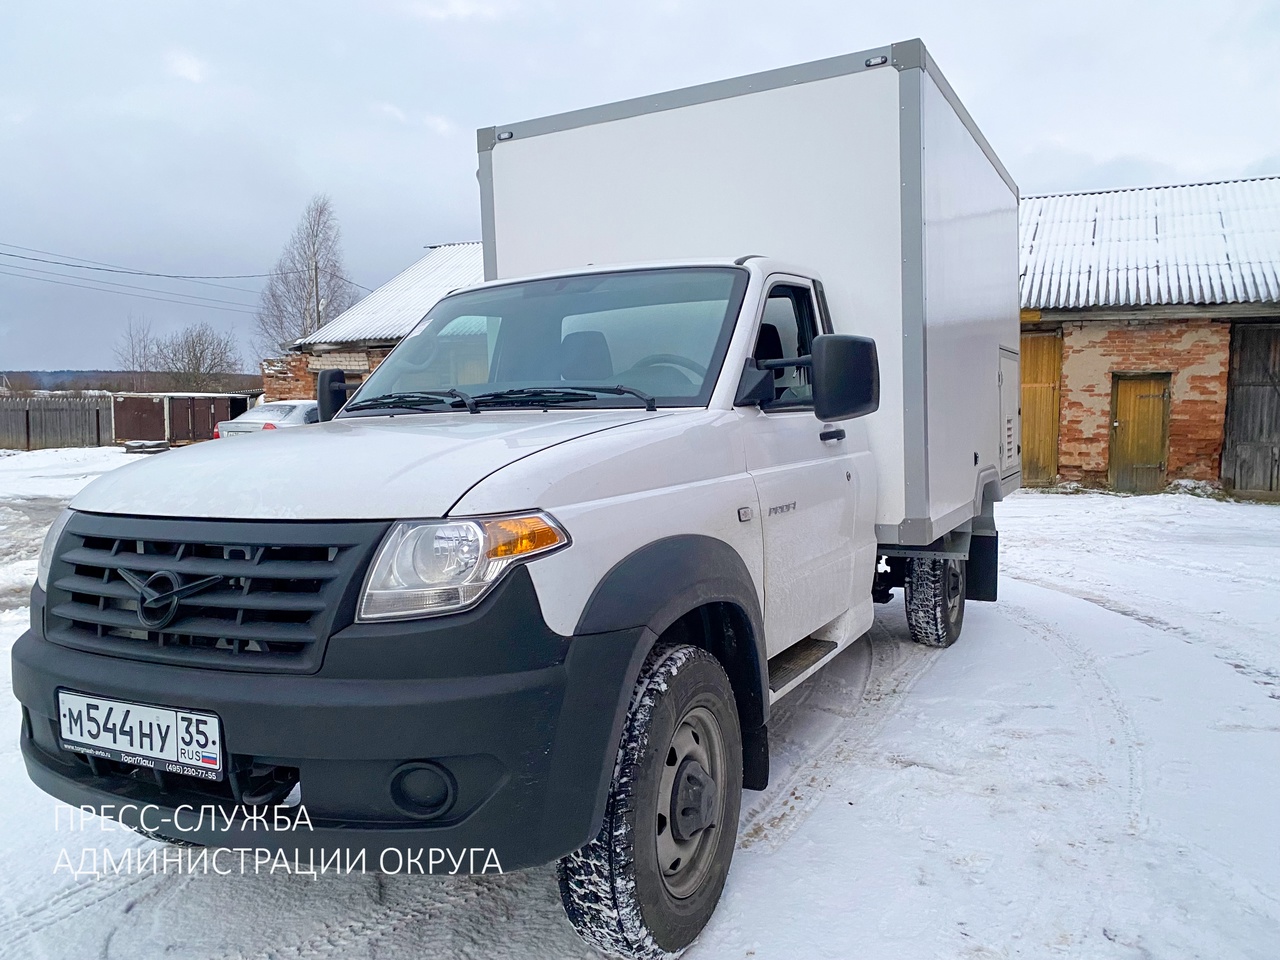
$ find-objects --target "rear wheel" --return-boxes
[905,556,966,647]
[558,644,742,958]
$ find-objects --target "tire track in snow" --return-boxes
[0,855,157,952]
[738,616,942,851]
[1001,583,1280,944]
[1011,532,1279,593]
[216,870,586,960]
[1011,574,1280,697]
[998,599,1146,836]
[231,881,443,960]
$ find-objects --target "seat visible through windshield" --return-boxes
[349,267,750,411]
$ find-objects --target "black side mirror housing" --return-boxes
[317,369,350,422]
[733,358,776,406]
[811,334,879,422]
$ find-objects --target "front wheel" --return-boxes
[905,556,966,647]
[558,644,742,958]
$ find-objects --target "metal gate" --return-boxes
[1109,374,1170,493]
[113,396,166,442]
[1223,323,1280,494]
[168,397,195,443]
[1020,332,1061,485]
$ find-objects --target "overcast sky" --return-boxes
[2,0,1278,371]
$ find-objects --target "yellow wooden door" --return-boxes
[1020,333,1061,485]
[1109,375,1170,493]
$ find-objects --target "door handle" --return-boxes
[819,428,845,442]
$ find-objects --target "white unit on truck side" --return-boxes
[13,39,1017,960]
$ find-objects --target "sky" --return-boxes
[2,0,1278,371]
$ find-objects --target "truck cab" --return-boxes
[16,255,881,948]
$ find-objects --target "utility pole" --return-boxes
[312,255,321,333]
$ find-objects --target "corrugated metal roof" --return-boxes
[295,242,484,347]
[1020,177,1280,310]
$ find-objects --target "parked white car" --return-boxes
[214,400,318,438]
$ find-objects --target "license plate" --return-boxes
[57,690,224,781]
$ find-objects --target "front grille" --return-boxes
[45,513,388,674]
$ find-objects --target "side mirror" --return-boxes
[811,334,879,422]
[317,369,352,422]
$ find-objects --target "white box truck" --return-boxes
[14,39,1018,958]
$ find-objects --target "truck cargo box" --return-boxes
[478,39,1021,544]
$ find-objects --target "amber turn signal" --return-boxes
[483,515,567,558]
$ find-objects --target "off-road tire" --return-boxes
[557,644,742,959]
[905,556,966,648]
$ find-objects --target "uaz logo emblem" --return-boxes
[116,569,224,630]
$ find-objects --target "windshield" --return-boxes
[238,404,295,422]
[343,267,748,414]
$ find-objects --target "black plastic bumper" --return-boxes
[12,570,652,872]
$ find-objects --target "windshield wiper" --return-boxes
[344,389,478,414]
[471,386,657,412]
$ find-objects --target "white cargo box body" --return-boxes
[478,39,1020,545]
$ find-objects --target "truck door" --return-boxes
[742,279,858,656]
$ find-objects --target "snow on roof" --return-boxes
[295,242,484,347]
[112,391,255,398]
[1020,176,1280,310]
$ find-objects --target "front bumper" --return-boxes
[12,570,650,872]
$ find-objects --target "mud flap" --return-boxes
[966,531,998,602]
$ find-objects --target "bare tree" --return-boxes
[254,194,360,357]
[113,317,243,392]
[154,322,243,392]
[112,314,160,391]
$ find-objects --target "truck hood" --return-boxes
[72,410,664,520]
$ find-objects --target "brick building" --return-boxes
[1019,178,1280,495]
[262,242,484,401]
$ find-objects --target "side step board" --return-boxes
[768,637,838,697]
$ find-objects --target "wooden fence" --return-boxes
[0,396,114,450]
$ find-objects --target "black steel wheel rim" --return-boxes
[655,703,727,899]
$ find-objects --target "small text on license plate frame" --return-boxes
[57,690,223,781]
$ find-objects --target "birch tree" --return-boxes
[112,315,160,391]
[254,194,360,357]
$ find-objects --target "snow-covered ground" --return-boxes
[0,447,131,500]
[1,448,1277,959]
[0,448,132,612]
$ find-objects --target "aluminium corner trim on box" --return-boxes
[475,43,895,150]
[897,62,931,530]
[892,40,1017,196]
[478,148,498,281]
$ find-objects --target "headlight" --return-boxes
[358,512,569,621]
[36,508,74,593]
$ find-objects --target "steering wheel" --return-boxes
[631,354,708,379]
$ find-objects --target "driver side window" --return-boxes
[753,284,818,406]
